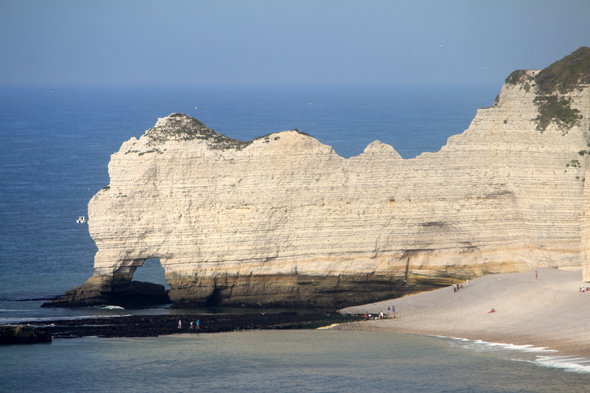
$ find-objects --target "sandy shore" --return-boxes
[339,268,590,357]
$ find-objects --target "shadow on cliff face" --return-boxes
[42,258,172,309]
[41,280,172,309]
[205,287,224,307]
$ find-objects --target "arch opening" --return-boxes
[131,258,169,290]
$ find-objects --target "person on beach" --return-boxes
[178,320,182,329]
[487,308,496,313]
[535,271,538,279]
[196,319,200,330]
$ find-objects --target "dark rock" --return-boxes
[17,313,363,339]
[0,325,52,344]
[42,280,171,308]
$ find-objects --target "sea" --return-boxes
[2,83,590,391]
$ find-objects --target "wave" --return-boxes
[533,355,590,373]
[0,314,133,325]
[98,305,125,310]
[443,337,557,354]
[433,336,590,374]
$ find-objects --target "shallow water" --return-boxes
[2,330,589,392]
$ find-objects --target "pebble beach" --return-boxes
[339,268,590,358]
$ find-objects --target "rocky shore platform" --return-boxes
[0,325,52,344]
[10,312,363,340]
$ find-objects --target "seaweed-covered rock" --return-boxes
[0,325,52,344]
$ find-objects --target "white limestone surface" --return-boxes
[80,73,590,306]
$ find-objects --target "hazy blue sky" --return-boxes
[1,0,589,87]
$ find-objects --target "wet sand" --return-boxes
[339,268,590,357]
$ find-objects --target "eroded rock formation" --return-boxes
[47,47,590,308]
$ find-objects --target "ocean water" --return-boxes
[2,83,589,389]
[2,330,590,392]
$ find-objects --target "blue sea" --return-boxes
[2,83,589,391]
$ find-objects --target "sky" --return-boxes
[1,0,589,87]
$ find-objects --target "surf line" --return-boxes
[427,335,590,374]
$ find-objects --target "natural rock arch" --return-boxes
[46,48,590,309]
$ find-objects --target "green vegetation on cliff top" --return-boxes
[152,49,590,143]
[535,46,590,94]
[147,113,309,150]
[505,69,535,86]
[503,47,589,133]
[505,46,590,93]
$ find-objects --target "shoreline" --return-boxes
[338,268,590,359]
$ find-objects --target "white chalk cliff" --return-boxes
[49,47,590,308]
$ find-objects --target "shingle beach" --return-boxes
[339,268,590,357]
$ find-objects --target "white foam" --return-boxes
[433,335,590,374]
[534,355,590,373]
[0,314,133,325]
[443,336,556,354]
[101,305,125,310]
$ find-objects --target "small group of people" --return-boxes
[452,279,469,292]
[178,319,200,330]
[387,305,396,318]
[362,305,396,320]
[579,287,590,293]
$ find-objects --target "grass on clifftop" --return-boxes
[504,47,589,134]
[146,113,251,150]
[505,69,535,86]
[147,114,312,150]
[535,46,590,94]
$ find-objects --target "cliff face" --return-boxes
[50,48,590,308]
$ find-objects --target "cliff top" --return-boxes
[536,46,590,94]
[143,48,590,152]
[506,46,590,94]
[145,113,311,150]
[145,113,251,150]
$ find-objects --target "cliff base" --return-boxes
[42,278,171,308]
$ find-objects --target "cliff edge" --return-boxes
[47,47,590,308]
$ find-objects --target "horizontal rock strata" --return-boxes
[49,47,590,308]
